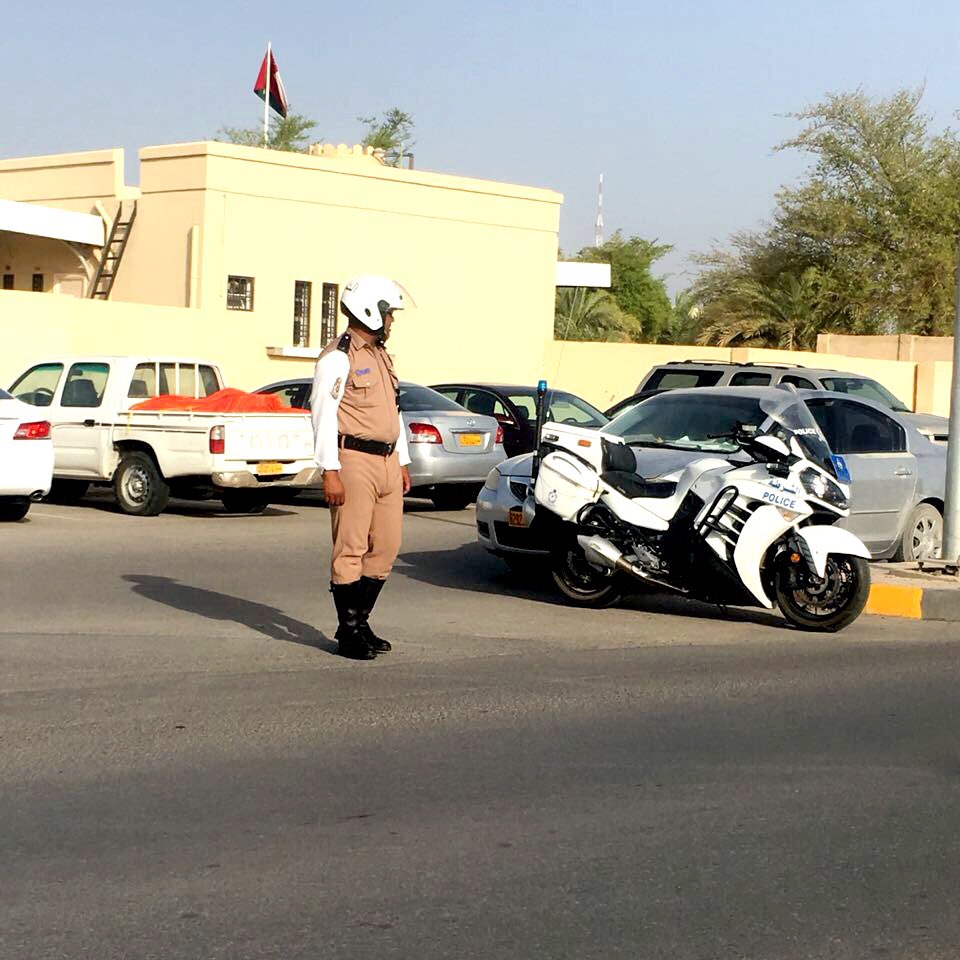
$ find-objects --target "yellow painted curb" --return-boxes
[866,583,924,619]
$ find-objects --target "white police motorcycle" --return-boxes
[531,392,872,632]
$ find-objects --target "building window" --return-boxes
[321,282,339,346]
[32,273,44,292]
[227,275,254,311]
[293,281,312,346]
[2,274,13,290]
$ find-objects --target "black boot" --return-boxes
[330,581,376,660]
[359,576,392,653]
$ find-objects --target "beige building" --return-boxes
[0,141,562,389]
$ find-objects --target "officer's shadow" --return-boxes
[122,574,338,654]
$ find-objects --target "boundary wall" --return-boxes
[543,341,935,414]
[0,291,949,415]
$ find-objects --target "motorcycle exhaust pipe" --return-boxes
[576,534,684,594]
[578,534,625,570]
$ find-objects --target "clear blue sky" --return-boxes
[7,0,960,292]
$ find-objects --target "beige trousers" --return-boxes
[330,448,403,584]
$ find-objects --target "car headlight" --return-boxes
[483,468,500,492]
[800,468,848,510]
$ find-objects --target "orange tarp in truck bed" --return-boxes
[131,388,308,414]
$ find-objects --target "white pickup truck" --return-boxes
[7,356,319,515]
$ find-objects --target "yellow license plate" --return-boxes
[257,461,283,476]
[459,433,483,447]
[508,507,526,528]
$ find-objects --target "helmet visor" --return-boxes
[391,281,416,311]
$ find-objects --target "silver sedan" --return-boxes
[477,387,947,564]
[256,379,506,509]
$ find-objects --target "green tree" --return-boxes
[774,87,960,335]
[554,287,640,342]
[574,232,673,341]
[360,108,415,166]
[693,87,960,345]
[218,113,319,152]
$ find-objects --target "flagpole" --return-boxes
[263,41,271,146]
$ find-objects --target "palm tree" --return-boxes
[555,287,639,342]
[697,268,832,350]
[658,290,704,344]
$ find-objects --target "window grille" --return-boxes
[293,281,312,346]
[227,276,255,311]
[321,282,339,346]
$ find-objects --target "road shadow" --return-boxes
[399,542,787,629]
[49,490,297,518]
[122,574,338,653]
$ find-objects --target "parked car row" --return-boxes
[3,355,600,518]
[3,355,950,549]
[478,385,949,566]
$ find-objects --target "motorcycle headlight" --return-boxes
[483,468,500,492]
[800,468,848,510]
[800,468,828,500]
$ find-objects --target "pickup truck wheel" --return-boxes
[220,491,269,514]
[114,452,170,516]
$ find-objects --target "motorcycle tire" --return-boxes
[775,554,870,633]
[550,539,622,608]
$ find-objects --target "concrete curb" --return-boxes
[865,564,960,621]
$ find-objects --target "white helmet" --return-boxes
[340,275,412,333]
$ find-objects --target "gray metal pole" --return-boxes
[941,238,960,566]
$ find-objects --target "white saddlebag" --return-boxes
[534,451,601,520]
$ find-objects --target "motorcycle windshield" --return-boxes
[759,396,835,474]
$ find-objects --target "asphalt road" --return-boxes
[3,493,960,959]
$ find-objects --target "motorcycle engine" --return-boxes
[628,537,667,574]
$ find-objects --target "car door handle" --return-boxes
[894,467,913,477]
[83,419,95,427]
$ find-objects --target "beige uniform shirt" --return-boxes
[310,331,411,471]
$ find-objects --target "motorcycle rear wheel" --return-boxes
[550,540,622,608]
[775,555,870,632]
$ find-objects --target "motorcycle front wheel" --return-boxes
[550,539,622,608]
[775,554,870,632]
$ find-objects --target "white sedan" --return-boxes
[0,387,53,521]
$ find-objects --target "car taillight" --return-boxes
[495,425,504,445]
[209,425,225,454]
[408,422,442,444]
[13,420,50,440]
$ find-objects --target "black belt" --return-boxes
[339,434,396,456]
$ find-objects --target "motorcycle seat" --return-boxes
[602,471,677,499]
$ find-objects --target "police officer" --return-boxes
[310,276,412,659]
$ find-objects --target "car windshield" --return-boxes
[399,384,464,413]
[606,393,766,452]
[820,376,910,412]
[0,387,11,400]
[508,390,608,428]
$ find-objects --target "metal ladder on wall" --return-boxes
[89,201,138,299]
